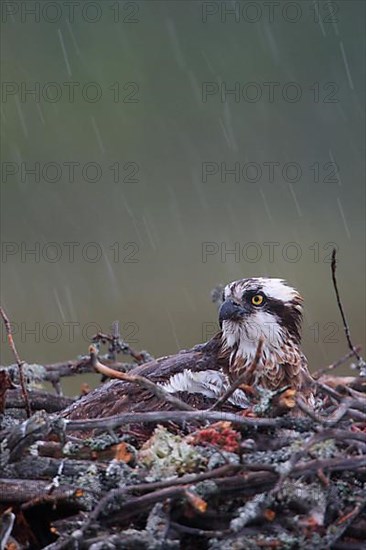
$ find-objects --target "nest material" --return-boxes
[1,368,365,550]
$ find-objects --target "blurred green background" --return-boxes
[1,1,365,393]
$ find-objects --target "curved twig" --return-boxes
[89,345,194,412]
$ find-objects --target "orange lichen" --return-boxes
[114,442,135,463]
[188,421,240,453]
[264,509,276,522]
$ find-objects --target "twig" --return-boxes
[316,381,344,401]
[210,338,264,410]
[92,330,152,364]
[315,382,366,420]
[0,479,75,504]
[325,499,366,548]
[295,396,325,423]
[313,346,362,378]
[297,393,366,426]
[322,398,366,425]
[5,388,74,413]
[316,375,358,390]
[0,508,15,549]
[1,410,51,465]
[169,522,229,537]
[331,249,362,363]
[48,455,366,535]
[52,464,246,548]
[267,426,366,499]
[89,345,195,412]
[0,307,31,418]
[109,320,120,363]
[292,455,366,475]
[84,463,243,529]
[63,409,304,433]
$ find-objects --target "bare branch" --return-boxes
[63,409,297,433]
[331,249,364,367]
[89,345,194,412]
[313,346,362,378]
[0,307,31,418]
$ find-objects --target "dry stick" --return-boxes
[72,456,366,529]
[331,249,362,363]
[209,338,264,410]
[5,388,74,413]
[92,330,149,363]
[0,509,16,549]
[295,396,324,423]
[89,345,195,412]
[297,393,366,425]
[312,346,362,378]
[316,382,366,421]
[0,307,31,418]
[64,409,288,433]
[328,499,366,548]
[84,463,243,530]
[89,457,366,531]
[49,464,246,549]
[323,399,366,425]
[268,425,366,497]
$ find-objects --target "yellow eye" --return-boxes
[251,294,264,306]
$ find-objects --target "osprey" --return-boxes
[219,277,312,392]
[161,277,313,402]
[61,278,313,423]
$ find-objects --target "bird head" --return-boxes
[219,278,303,360]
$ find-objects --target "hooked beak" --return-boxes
[219,299,247,327]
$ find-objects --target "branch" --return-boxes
[92,327,153,364]
[5,388,74,413]
[0,508,15,548]
[49,455,366,535]
[89,345,195,412]
[331,249,363,367]
[0,307,31,417]
[0,479,75,504]
[297,393,366,425]
[1,410,51,465]
[84,463,243,530]
[312,346,362,378]
[325,498,366,548]
[63,409,304,433]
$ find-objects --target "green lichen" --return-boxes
[74,463,102,511]
[309,439,337,459]
[138,425,206,481]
